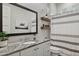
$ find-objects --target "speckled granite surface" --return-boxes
[0,40,50,56]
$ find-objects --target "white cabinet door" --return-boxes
[8,52,20,56]
[43,42,50,56]
[21,41,50,56]
[36,41,50,56]
[21,48,33,56]
[36,45,44,56]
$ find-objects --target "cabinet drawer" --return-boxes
[37,41,50,56]
[43,42,50,56]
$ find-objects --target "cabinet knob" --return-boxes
[34,48,39,51]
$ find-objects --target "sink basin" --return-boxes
[23,41,36,45]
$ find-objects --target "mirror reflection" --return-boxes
[2,3,37,35]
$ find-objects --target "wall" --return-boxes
[50,3,79,56]
[7,3,50,45]
[49,3,57,15]
[56,3,79,13]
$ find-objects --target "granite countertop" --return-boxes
[0,40,50,56]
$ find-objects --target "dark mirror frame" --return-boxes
[0,3,38,36]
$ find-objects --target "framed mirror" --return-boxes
[0,3,38,36]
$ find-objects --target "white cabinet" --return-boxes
[8,52,20,56]
[21,41,50,56]
[5,41,50,56]
[36,44,44,56]
[36,41,50,56]
[42,41,50,56]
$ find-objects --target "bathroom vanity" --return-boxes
[0,40,50,56]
